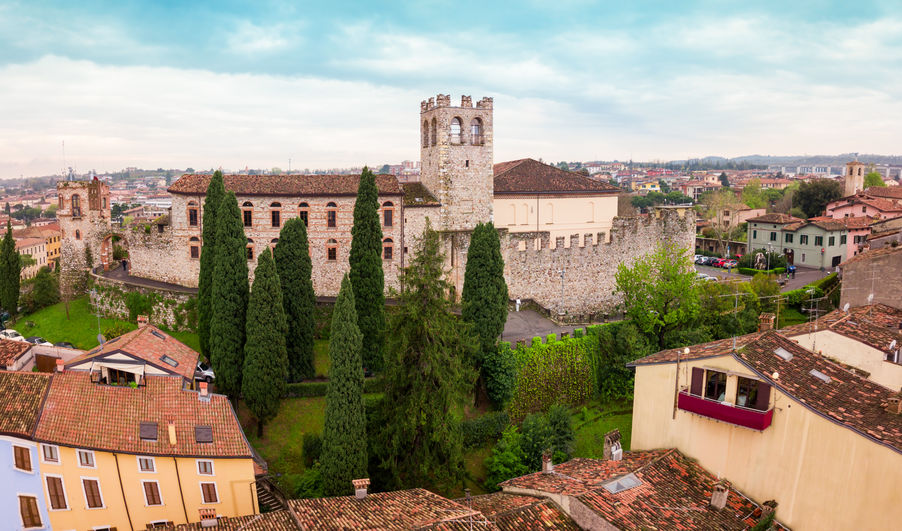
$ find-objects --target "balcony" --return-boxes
[678,391,773,431]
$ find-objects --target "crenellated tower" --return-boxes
[419,94,494,231]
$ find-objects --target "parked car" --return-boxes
[695,256,707,264]
[54,341,76,349]
[0,329,25,342]
[709,258,726,267]
[25,336,53,346]
[693,254,703,262]
[195,361,215,382]
[722,259,738,269]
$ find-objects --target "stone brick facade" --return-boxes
[57,180,111,291]
[840,246,902,310]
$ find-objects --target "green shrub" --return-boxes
[284,381,329,397]
[125,291,156,322]
[302,433,322,468]
[484,344,517,408]
[531,336,542,347]
[313,304,333,340]
[103,322,132,340]
[573,328,584,338]
[594,321,650,401]
[461,411,510,448]
[808,272,838,292]
[520,404,574,470]
[484,426,529,491]
[362,377,384,394]
[545,333,556,343]
[738,267,786,276]
[287,465,323,499]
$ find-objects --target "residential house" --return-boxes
[15,223,61,270]
[825,192,902,220]
[677,180,721,201]
[807,215,872,259]
[747,213,848,268]
[866,216,902,249]
[15,237,47,279]
[0,371,52,531]
[839,246,902,311]
[0,339,35,371]
[627,329,902,530]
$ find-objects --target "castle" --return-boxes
[58,95,693,318]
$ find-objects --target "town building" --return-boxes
[843,161,866,196]
[0,338,36,371]
[746,213,848,268]
[825,192,902,220]
[866,216,902,249]
[807,216,872,259]
[839,246,902,311]
[15,222,61,271]
[15,236,47,279]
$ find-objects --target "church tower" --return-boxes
[419,94,494,231]
[844,160,865,196]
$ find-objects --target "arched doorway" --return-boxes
[100,233,129,272]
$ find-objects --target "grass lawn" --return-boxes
[778,307,808,328]
[570,398,634,458]
[314,339,330,378]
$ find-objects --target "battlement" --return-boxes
[420,94,493,112]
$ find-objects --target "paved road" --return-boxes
[502,309,594,344]
[695,264,830,292]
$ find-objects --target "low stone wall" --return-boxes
[89,272,197,332]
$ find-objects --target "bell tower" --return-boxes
[419,94,494,231]
[844,160,865,196]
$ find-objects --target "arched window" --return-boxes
[58,196,64,209]
[242,201,253,227]
[246,238,254,260]
[450,117,462,144]
[271,238,279,245]
[188,201,199,227]
[72,194,81,217]
[189,236,200,259]
[422,120,429,148]
[299,202,309,226]
[470,118,484,145]
[270,202,281,228]
[382,201,394,228]
[326,239,338,261]
[430,118,437,146]
[75,230,81,240]
[326,202,337,228]
[382,238,394,261]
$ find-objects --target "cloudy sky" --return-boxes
[1,0,901,178]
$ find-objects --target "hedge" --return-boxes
[284,377,383,398]
[781,273,837,307]
[807,272,838,292]
[461,411,510,449]
[738,267,786,276]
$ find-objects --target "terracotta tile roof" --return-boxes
[746,213,804,224]
[66,325,198,381]
[15,237,44,249]
[169,173,402,197]
[288,488,479,530]
[171,510,299,530]
[782,305,902,358]
[839,244,902,267]
[806,219,850,231]
[464,492,579,530]
[493,159,620,194]
[401,182,440,207]
[0,338,33,366]
[34,371,253,458]
[808,215,874,229]
[865,186,902,200]
[0,371,51,438]
[628,334,760,366]
[857,195,902,212]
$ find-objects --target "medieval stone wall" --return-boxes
[89,272,197,331]
[57,181,112,292]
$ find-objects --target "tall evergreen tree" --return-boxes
[209,191,249,402]
[374,221,477,491]
[274,217,316,381]
[320,274,367,496]
[198,170,225,358]
[0,221,20,314]
[349,167,385,372]
[242,248,288,437]
[462,222,509,405]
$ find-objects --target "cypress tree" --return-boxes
[0,221,20,315]
[242,248,288,437]
[198,170,225,359]
[374,221,477,491]
[274,217,316,381]
[320,274,366,496]
[462,222,510,407]
[349,167,385,372]
[209,191,249,402]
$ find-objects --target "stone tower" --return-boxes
[419,94,494,231]
[844,161,865,196]
[57,179,111,288]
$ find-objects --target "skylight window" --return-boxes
[774,347,793,361]
[602,473,642,494]
[160,355,178,367]
[151,330,166,340]
[195,426,213,443]
[809,369,831,383]
[140,422,158,441]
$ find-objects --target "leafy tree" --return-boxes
[482,344,517,409]
[274,218,316,381]
[556,162,569,171]
[718,172,730,187]
[665,191,692,204]
[462,222,509,405]
[0,221,20,314]
[789,206,807,219]
[373,220,477,491]
[378,164,391,174]
[209,191,249,402]
[198,170,225,358]
[242,248,288,437]
[320,275,367,496]
[749,273,781,313]
[596,321,653,399]
[658,179,672,193]
[24,267,59,312]
[349,167,385,372]
[485,426,529,491]
[520,404,574,470]
[741,178,766,209]
[795,179,842,218]
[696,281,758,341]
[864,171,885,188]
[614,242,700,348]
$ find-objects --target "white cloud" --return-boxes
[226,21,302,55]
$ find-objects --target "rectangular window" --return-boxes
[327,210,336,228]
[197,460,214,476]
[143,481,162,506]
[190,245,200,259]
[769,231,777,241]
[784,233,793,243]
[243,210,252,227]
[752,230,757,239]
[42,444,59,463]
[704,370,727,402]
[299,210,308,226]
[384,209,393,227]
[46,476,68,510]
[189,208,198,226]
[271,210,280,228]
[862,205,867,213]
[736,377,770,411]
[138,457,155,473]
[77,450,95,468]
[841,235,847,244]
[327,247,337,261]
[800,235,809,245]
[201,482,219,504]
[19,495,41,528]
[83,478,104,508]
[383,245,393,261]
[14,445,32,472]
[828,236,835,246]
[815,236,823,246]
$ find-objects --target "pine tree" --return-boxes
[242,248,288,437]
[0,221,20,315]
[198,170,225,359]
[374,221,477,491]
[349,167,385,372]
[209,191,249,402]
[320,274,367,496]
[274,217,316,381]
[462,222,509,406]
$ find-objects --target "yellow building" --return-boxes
[493,158,620,247]
[33,371,259,530]
[628,330,902,530]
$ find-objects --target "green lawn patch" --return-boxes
[571,399,633,458]
[314,339,330,378]
[167,330,201,353]
[778,307,808,328]
[14,297,137,350]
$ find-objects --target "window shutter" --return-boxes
[47,476,66,509]
[690,367,704,396]
[755,381,771,410]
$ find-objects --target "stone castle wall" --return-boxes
[89,272,197,331]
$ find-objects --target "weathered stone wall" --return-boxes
[57,180,112,293]
[89,273,197,331]
[503,208,695,319]
[840,247,902,310]
[126,225,199,287]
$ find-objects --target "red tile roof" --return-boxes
[66,325,199,381]
[169,173,402,197]
[808,215,874,229]
[493,159,620,194]
[747,213,804,224]
[0,371,50,438]
[172,510,298,530]
[464,492,579,530]
[782,304,902,357]
[628,334,760,366]
[0,338,33,366]
[865,186,902,200]
[34,371,252,458]
[839,244,902,267]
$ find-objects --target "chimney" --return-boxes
[541,450,554,474]
[884,391,902,415]
[199,508,218,527]
[199,381,210,401]
[168,421,177,446]
[137,315,149,327]
[760,500,778,520]
[758,313,776,332]
[710,480,729,510]
[603,429,623,461]
[352,478,370,499]
[56,358,64,372]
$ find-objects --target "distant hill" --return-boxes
[671,153,902,166]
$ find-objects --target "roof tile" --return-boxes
[169,173,402,197]
[493,159,620,194]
